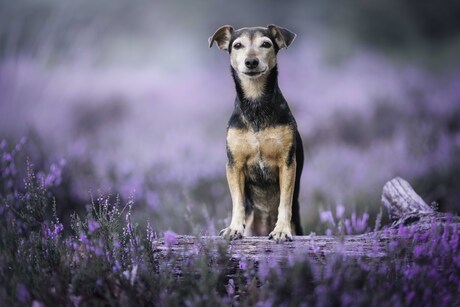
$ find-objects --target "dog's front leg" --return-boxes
[220,163,246,240]
[269,160,296,242]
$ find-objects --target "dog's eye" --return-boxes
[261,41,272,48]
[233,42,243,49]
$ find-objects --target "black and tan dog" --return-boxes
[209,25,303,242]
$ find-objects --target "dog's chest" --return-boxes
[227,125,294,170]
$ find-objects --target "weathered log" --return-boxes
[152,177,458,264]
[381,176,434,223]
[154,234,388,265]
[381,177,459,229]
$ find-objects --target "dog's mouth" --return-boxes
[242,69,267,77]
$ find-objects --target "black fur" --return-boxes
[226,144,234,165]
[227,64,304,235]
[228,66,294,131]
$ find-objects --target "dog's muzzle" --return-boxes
[242,57,267,77]
[245,57,259,69]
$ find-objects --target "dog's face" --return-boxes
[229,29,276,79]
[209,25,296,80]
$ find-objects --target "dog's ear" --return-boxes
[267,24,296,49]
[208,25,234,50]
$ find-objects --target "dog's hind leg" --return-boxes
[291,198,303,235]
[291,131,304,235]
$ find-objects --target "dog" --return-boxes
[209,24,304,242]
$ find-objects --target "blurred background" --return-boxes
[1,0,459,234]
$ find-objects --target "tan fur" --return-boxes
[224,161,246,238]
[239,74,268,100]
[225,125,296,238]
[226,125,294,167]
[272,157,296,239]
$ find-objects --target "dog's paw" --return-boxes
[268,225,293,243]
[219,225,244,241]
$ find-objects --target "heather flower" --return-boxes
[164,230,178,247]
[344,219,353,235]
[44,222,64,239]
[2,152,12,162]
[389,240,399,250]
[319,210,335,226]
[341,293,353,306]
[406,291,416,303]
[413,244,425,259]
[113,260,122,272]
[355,212,369,232]
[16,283,29,303]
[56,222,64,233]
[146,221,156,242]
[94,247,103,256]
[450,231,459,250]
[88,220,100,234]
[38,163,63,188]
[403,265,420,279]
[79,233,89,245]
[397,224,409,239]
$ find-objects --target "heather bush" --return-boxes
[1,140,459,306]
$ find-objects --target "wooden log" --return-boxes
[154,234,388,264]
[151,177,457,264]
[381,176,434,223]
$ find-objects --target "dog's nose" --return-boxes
[245,57,259,69]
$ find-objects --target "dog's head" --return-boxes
[209,25,296,79]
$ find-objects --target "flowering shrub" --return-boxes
[1,140,459,306]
